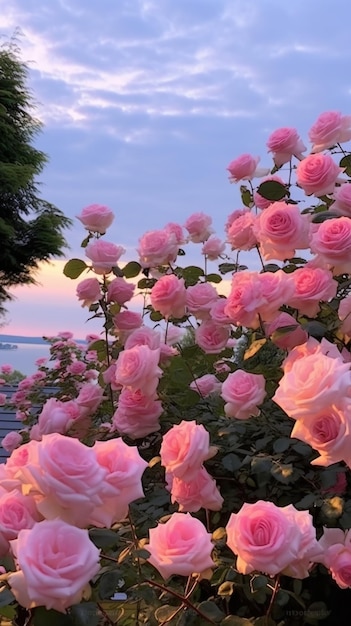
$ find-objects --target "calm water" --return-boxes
[0,343,50,376]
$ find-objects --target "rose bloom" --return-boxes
[273,351,351,420]
[309,111,351,153]
[166,467,223,513]
[164,222,186,245]
[339,294,351,335]
[226,501,318,578]
[1,364,13,375]
[184,212,213,243]
[195,319,231,354]
[310,216,351,275]
[76,382,104,415]
[254,202,310,261]
[286,266,338,317]
[221,369,266,420]
[107,276,135,304]
[67,360,87,376]
[331,183,351,217]
[0,489,42,557]
[114,345,163,395]
[186,282,219,320]
[112,387,163,439]
[224,271,265,329]
[113,310,143,333]
[318,528,351,589]
[1,431,22,453]
[265,312,308,350]
[266,127,306,166]
[85,239,125,274]
[137,228,179,268]
[150,274,187,319]
[227,154,269,183]
[253,175,286,210]
[160,420,213,480]
[30,398,82,441]
[76,203,114,233]
[190,374,222,397]
[226,210,258,251]
[201,236,226,260]
[8,519,100,612]
[296,153,344,197]
[147,512,214,579]
[124,326,161,351]
[256,269,295,322]
[282,336,343,374]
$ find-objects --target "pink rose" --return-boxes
[226,501,317,577]
[107,276,135,304]
[137,229,179,268]
[8,519,100,612]
[67,360,87,375]
[186,282,219,320]
[226,210,258,251]
[265,312,308,350]
[224,271,264,329]
[1,431,22,453]
[76,383,104,415]
[160,420,213,480]
[310,217,351,274]
[266,127,306,166]
[31,398,82,441]
[115,345,163,395]
[184,212,213,243]
[221,369,266,419]
[286,266,338,317]
[256,269,295,322]
[331,184,351,217]
[296,153,344,197]
[227,154,269,183]
[164,222,186,245]
[113,310,143,334]
[124,326,161,351]
[318,528,351,589]
[201,236,226,259]
[339,294,351,335]
[76,203,114,233]
[166,467,223,512]
[190,374,222,397]
[147,512,214,579]
[0,489,41,557]
[150,274,187,319]
[254,202,310,261]
[86,239,125,274]
[112,388,163,439]
[1,364,13,374]
[282,336,342,374]
[309,111,351,153]
[253,175,286,210]
[195,319,231,353]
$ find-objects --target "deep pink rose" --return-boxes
[309,111,351,153]
[8,519,100,612]
[266,127,306,166]
[1,431,22,453]
[184,212,213,243]
[150,274,187,319]
[186,282,218,320]
[286,266,338,317]
[226,210,258,251]
[254,202,310,261]
[253,175,286,210]
[201,236,226,260]
[296,153,344,197]
[115,345,163,395]
[310,217,351,274]
[331,183,351,217]
[166,467,223,512]
[160,420,214,480]
[195,319,231,353]
[107,276,135,304]
[147,512,214,579]
[112,388,163,439]
[86,239,125,274]
[137,229,179,267]
[265,312,308,350]
[221,369,266,419]
[190,374,221,397]
[76,203,114,233]
[227,154,269,183]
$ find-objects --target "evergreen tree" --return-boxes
[0,41,71,314]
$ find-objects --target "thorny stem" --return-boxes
[256,245,265,272]
[266,574,280,621]
[145,578,217,625]
[159,576,199,626]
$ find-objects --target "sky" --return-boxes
[1,0,351,338]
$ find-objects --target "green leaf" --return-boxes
[89,528,119,548]
[0,605,16,619]
[311,211,339,224]
[70,602,100,626]
[155,605,178,622]
[271,463,296,484]
[218,581,234,596]
[149,309,163,322]
[98,570,124,600]
[240,185,254,208]
[198,601,225,623]
[86,339,107,360]
[340,154,351,176]
[137,277,157,289]
[273,437,291,453]
[122,261,142,278]
[0,587,15,607]
[63,258,88,279]
[33,606,74,625]
[303,320,327,339]
[206,273,222,283]
[257,180,287,201]
[182,265,205,286]
[222,453,242,472]
[81,235,91,248]
[219,262,245,275]
[262,263,280,273]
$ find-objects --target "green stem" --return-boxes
[145,578,217,625]
[266,574,280,621]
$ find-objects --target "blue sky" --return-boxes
[1,0,351,338]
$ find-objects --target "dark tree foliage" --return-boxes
[0,41,72,314]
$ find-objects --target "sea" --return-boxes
[0,343,51,376]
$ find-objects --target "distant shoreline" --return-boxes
[0,334,86,345]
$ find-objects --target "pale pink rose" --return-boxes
[86,333,100,343]
[137,229,179,268]
[254,202,310,261]
[273,351,351,420]
[90,439,148,527]
[76,383,104,414]
[1,441,40,492]
[282,336,342,374]
[166,467,223,513]
[124,326,161,352]
[318,528,351,589]
[107,276,135,304]
[113,310,143,333]
[112,387,162,439]
[67,360,87,375]
[8,519,100,612]
[253,175,286,210]
[184,212,213,243]
[190,374,222,397]
[164,222,186,245]
[201,236,226,260]
[310,217,351,274]
[226,501,315,577]
[160,420,213,480]
[1,364,13,374]
[76,203,114,233]
[331,184,351,217]
[286,266,338,317]
[186,282,219,320]
[265,312,308,350]
[147,512,214,579]
[280,506,322,579]
[291,405,351,467]
[224,271,265,329]
[0,490,41,557]
[339,294,351,335]
[256,269,295,322]
[20,433,107,527]
[76,277,101,307]
[115,345,163,395]
[31,398,82,441]
[266,127,306,166]
[227,154,269,183]
[1,431,22,453]
[214,359,231,374]
[102,361,120,391]
[150,274,187,319]
[296,153,344,197]
[309,111,351,153]
[210,298,233,324]
[221,369,266,420]
[85,239,125,274]
[195,319,231,354]
[226,210,258,251]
